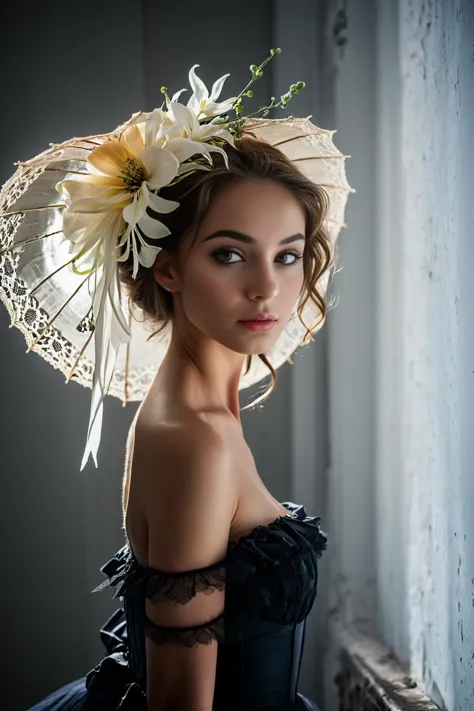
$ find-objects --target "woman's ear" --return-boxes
[152,249,180,293]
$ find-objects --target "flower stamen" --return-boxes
[120,158,147,193]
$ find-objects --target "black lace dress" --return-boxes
[28,502,327,711]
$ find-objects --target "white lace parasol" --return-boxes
[0,112,354,468]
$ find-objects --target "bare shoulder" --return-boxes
[133,413,236,570]
[134,412,231,480]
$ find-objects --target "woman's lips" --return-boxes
[238,319,278,332]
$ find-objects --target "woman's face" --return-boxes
[160,178,306,355]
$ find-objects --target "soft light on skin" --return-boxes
[152,178,306,416]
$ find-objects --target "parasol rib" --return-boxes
[27,273,92,353]
[66,328,94,383]
[0,205,66,216]
[0,230,62,257]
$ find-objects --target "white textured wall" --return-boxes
[400,0,474,707]
[376,1,474,709]
[325,0,474,708]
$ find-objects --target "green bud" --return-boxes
[255,68,263,78]
[246,90,253,98]
[250,64,258,72]
[281,101,287,109]
[275,48,281,53]
[160,86,168,94]
[270,48,275,56]
[297,81,305,89]
[290,84,298,93]
[263,109,270,116]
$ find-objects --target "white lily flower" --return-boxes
[185,64,236,119]
[153,101,235,167]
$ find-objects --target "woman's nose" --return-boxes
[246,264,280,301]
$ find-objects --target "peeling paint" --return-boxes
[395,0,474,708]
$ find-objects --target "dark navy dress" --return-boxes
[28,502,327,711]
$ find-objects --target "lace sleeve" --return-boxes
[145,611,225,647]
[143,562,227,647]
[91,546,226,605]
[142,560,226,605]
[142,564,227,647]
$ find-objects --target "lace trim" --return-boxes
[92,555,227,605]
[144,563,226,604]
[145,611,225,647]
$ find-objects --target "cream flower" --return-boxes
[57,123,180,278]
[165,65,236,120]
[185,64,236,119]
[146,102,235,167]
[57,72,236,281]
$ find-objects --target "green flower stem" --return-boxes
[231,48,281,112]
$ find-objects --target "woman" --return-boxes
[0,49,354,708]
[25,133,331,711]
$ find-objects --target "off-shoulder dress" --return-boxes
[28,501,327,711]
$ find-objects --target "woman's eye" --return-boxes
[278,251,303,265]
[212,249,303,266]
[212,249,242,264]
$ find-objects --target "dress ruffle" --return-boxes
[91,546,226,604]
[84,501,327,710]
[226,502,327,625]
[84,609,146,710]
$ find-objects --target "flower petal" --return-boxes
[74,210,124,266]
[125,111,150,126]
[68,195,125,214]
[156,122,187,142]
[200,98,236,118]
[123,189,147,225]
[177,161,213,176]
[116,224,132,254]
[194,125,235,146]
[120,124,144,156]
[166,102,199,133]
[203,143,230,168]
[63,174,125,192]
[62,209,95,238]
[87,140,132,177]
[138,244,162,268]
[171,88,187,103]
[165,137,214,164]
[141,146,179,189]
[59,180,128,209]
[209,73,230,101]
[137,211,171,240]
[145,108,165,147]
[145,190,180,214]
[188,64,208,104]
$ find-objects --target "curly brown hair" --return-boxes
[118,134,334,409]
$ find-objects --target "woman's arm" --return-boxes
[136,421,235,711]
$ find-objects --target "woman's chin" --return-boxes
[232,333,281,356]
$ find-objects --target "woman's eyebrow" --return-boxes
[202,229,305,245]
